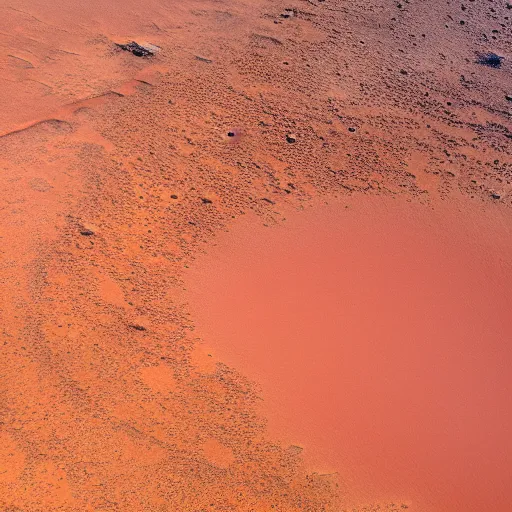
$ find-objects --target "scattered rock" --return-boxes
[129,324,147,331]
[280,10,294,19]
[116,41,156,57]
[476,52,503,68]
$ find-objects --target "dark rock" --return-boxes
[476,52,503,68]
[195,55,213,63]
[116,41,154,57]
[201,198,213,204]
[227,131,235,137]
[286,134,296,143]
[129,324,147,331]
[506,95,512,102]
[348,127,356,132]
[80,229,94,236]
[171,194,178,199]
[491,193,501,199]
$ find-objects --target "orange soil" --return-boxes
[0,0,511,510]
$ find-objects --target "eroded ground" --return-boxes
[0,0,511,510]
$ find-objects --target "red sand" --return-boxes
[186,195,512,511]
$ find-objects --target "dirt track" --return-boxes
[0,0,511,510]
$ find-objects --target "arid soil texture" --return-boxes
[0,0,511,510]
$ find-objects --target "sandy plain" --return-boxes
[0,0,511,510]
[186,195,512,512]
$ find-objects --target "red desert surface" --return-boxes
[186,196,512,512]
[0,0,511,510]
